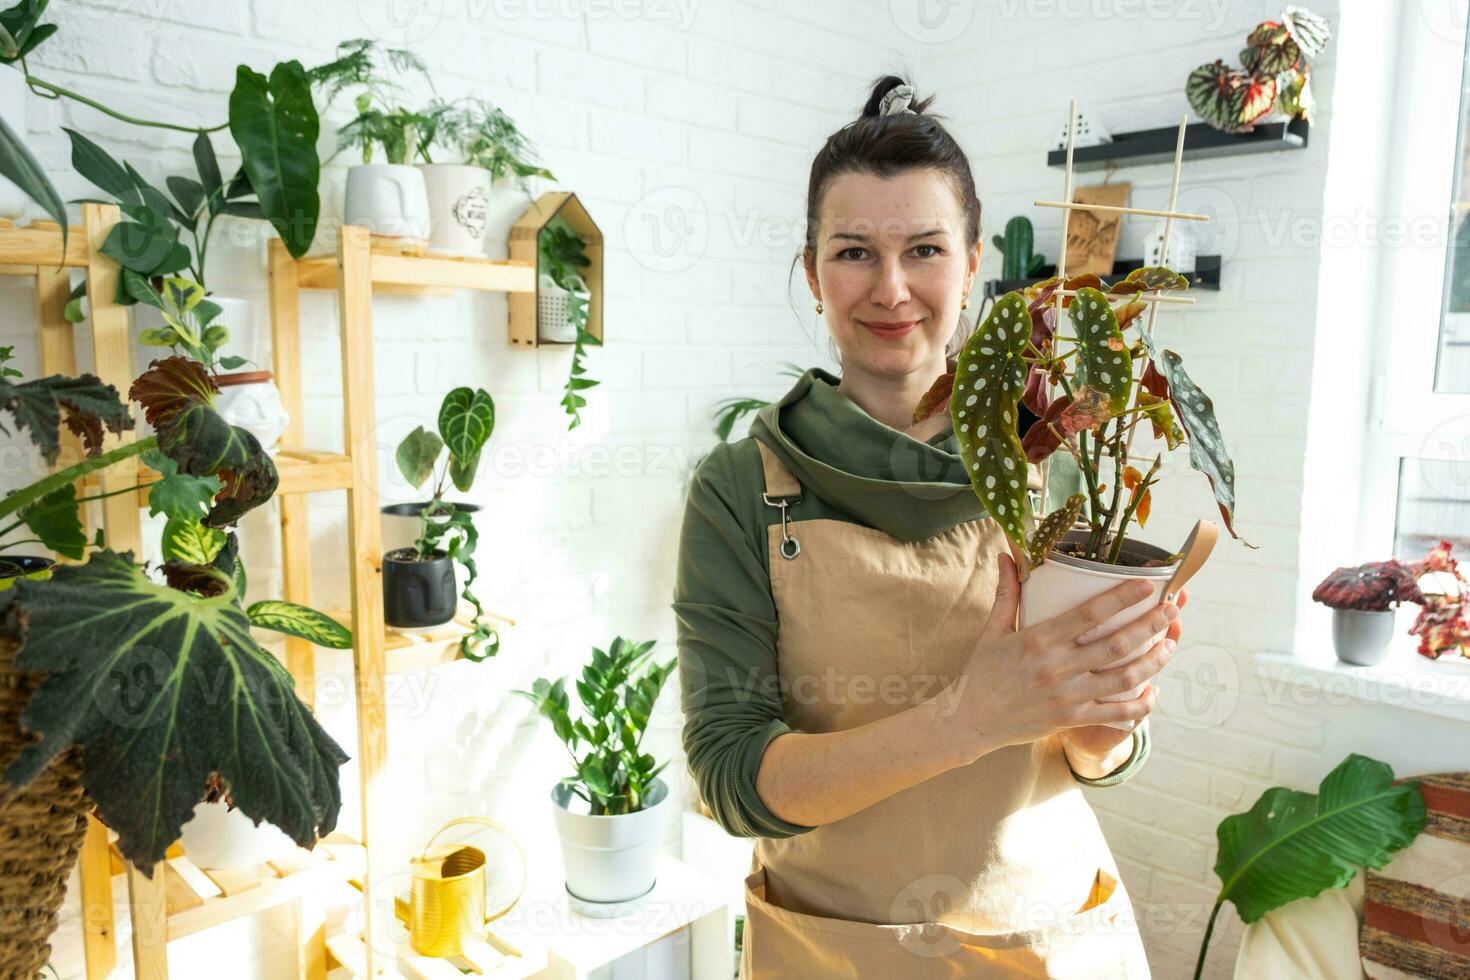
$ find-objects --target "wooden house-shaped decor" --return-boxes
[508,191,604,347]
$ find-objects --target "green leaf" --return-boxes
[2,550,350,870]
[192,132,223,214]
[0,0,55,63]
[1187,60,1260,135]
[247,600,352,649]
[161,514,225,565]
[19,483,86,559]
[1069,286,1131,414]
[0,371,133,464]
[228,62,320,258]
[951,291,1030,553]
[143,449,222,522]
[395,425,442,489]
[100,204,188,275]
[437,387,494,474]
[62,126,137,204]
[1207,754,1423,928]
[0,110,67,255]
[166,176,205,221]
[447,451,480,494]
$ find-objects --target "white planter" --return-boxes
[1018,529,1180,727]
[552,777,669,904]
[537,274,591,344]
[179,800,294,870]
[344,164,430,249]
[215,370,289,454]
[0,66,34,219]
[418,164,491,257]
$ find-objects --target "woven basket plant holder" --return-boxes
[0,632,90,980]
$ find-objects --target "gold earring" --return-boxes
[815,301,824,314]
[961,296,970,310]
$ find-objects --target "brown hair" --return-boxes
[799,75,984,363]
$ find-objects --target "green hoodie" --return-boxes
[673,367,1148,840]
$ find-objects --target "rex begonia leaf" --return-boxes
[0,550,349,871]
[0,372,133,464]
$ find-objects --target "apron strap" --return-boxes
[755,441,802,561]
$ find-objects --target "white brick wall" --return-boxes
[4,2,1448,978]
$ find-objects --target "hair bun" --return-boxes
[861,75,934,118]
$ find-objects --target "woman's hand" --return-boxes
[944,552,1180,766]
[1058,587,1189,773]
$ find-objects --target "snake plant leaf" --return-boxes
[952,291,1030,552]
[228,62,320,258]
[1210,755,1424,926]
[0,371,132,464]
[247,600,352,649]
[142,449,223,522]
[0,107,67,256]
[1070,287,1132,414]
[1282,6,1331,59]
[1,550,350,870]
[161,514,225,565]
[1149,347,1244,540]
[912,370,954,424]
[438,387,494,492]
[19,484,86,559]
[395,425,442,489]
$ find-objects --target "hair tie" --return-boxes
[879,84,918,117]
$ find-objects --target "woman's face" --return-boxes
[806,168,980,380]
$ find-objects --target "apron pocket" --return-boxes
[741,864,1149,979]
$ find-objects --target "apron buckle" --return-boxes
[761,492,802,560]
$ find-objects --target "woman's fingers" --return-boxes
[1079,637,1177,701]
[1075,684,1158,728]
[1073,601,1179,672]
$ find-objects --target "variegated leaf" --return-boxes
[952,291,1030,551]
[1151,348,1244,540]
[1070,287,1132,413]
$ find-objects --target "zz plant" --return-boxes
[515,637,675,815]
[394,387,500,659]
[916,267,1245,571]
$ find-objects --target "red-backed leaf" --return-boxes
[1029,273,1104,312]
[1021,394,1070,463]
[1115,301,1147,332]
[1110,267,1191,295]
[912,370,955,424]
[1313,560,1426,611]
[1140,359,1169,399]
[1022,365,1050,417]
[128,355,218,427]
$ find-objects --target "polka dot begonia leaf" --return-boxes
[952,290,1030,552]
[1154,347,1241,539]
[1069,286,1133,415]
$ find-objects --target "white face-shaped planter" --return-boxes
[215,371,289,454]
[344,164,431,247]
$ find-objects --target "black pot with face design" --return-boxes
[383,547,457,629]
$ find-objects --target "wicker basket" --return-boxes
[0,633,91,980]
[537,276,591,344]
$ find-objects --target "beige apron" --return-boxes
[740,441,1150,979]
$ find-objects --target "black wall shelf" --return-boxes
[1046,118,1308,171]
[982,254,1220,300]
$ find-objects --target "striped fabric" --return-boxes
[1362,773,1470,979]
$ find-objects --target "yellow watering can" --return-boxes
[406,816,527,959]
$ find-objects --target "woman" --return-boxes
[673,76,1186,978]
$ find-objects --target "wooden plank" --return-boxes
[371,252,536,293]
[0,219,90,268]
[199,864,261,897]
[126,861,170,980]
[78,816,117,980]
[269,240,318,704]
[338,223,390,978]
[160,862,205,917]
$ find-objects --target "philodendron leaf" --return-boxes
[952,291,1030,552]
[247,600,352,649]
[0,371,133,464]
[1,550,350,871]
[1069,286,1132,414]
[1212,754,1423,925]
[228,62,320,258]
[395,425,442,489]
[161,515,225,565]
[438,387,494,492]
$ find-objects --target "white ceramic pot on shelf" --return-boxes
[215,369,289,454]
[1018,529,1180,728]
[344,164,430,249]
[178,800,295,871]
[551,777,669,906]
[418,163,491,257]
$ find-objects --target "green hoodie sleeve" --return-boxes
[1070,719,1150,788]
[674,442,817,840]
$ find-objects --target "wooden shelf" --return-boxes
[0,218,91,269]
[1046,118,1308,171]
[315,605,513,673]
[983,254,1221,300]
[295,245,536,294]
[79,446,353,499]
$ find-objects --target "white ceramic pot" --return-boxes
[551,777,669,904]
[179,800,294,870]
[1331,609,1396,666]
[215,370,289,454]
[344,164,430,248]
[0,66,34,219]
[537,274,591,344]
[1018,529,1180,727]
[418,164,491,257]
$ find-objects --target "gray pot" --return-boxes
[551,777,669,904]
[1332,608,1397,666]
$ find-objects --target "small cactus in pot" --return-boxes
[991,215,1047,281]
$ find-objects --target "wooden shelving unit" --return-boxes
[1045,117,1309,171]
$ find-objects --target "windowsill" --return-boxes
[1253,649,1470,724]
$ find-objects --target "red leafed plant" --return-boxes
[1312,540,1470,660]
